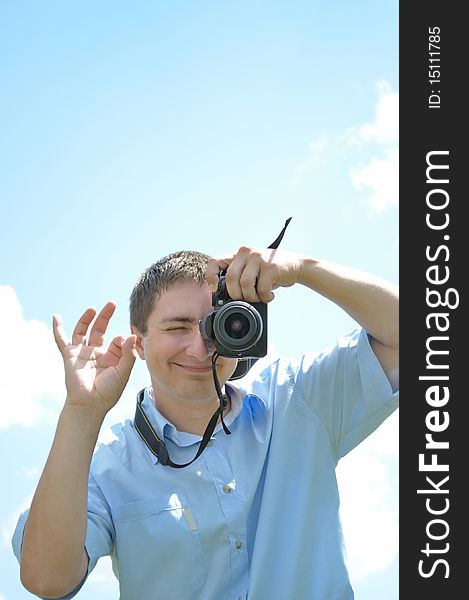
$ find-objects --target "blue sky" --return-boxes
[0,2,398,599]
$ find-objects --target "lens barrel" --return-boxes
[199,275,267,359]
[211,301,263,353]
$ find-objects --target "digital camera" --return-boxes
[199,275,268,360]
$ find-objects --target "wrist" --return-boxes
[296,255,319,286]
[60,402,107,434]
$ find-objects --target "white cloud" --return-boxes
[294,80,399,214]
[0,286,65,429]
[347,81,399,212]
[348,81,398,147]
[337,410,399,581]
[350,147,398,213]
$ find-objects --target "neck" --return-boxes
[150,385,231,436]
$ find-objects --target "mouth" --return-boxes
[173,363,213,374]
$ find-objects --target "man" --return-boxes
[13,245,399,600]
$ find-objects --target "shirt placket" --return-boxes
[204,437,249,600]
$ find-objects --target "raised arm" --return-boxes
[206,247,399,391]
[20,302,137,598]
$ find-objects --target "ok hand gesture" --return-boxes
[53,301,137,417]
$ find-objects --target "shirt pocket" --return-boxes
[111,492,207,600]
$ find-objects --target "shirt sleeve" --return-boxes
[11,472,115,599]
[293,327,399,459]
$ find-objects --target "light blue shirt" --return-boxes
[12,328,398,600]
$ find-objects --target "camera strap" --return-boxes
[134,387,225,468]
[267,216,292,250]
[133,217,292,468]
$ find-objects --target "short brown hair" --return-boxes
[129,250,211,334]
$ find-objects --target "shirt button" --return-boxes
[223,484,233,494]
[207,440,213,447]
[234,540,243,549]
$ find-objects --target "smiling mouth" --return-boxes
[174,363,213,373]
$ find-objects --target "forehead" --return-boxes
[152,280,212,321]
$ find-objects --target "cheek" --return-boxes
[144,336,184,364]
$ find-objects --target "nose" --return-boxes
[186,328,215,360]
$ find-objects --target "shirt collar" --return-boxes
[138,385,265,463]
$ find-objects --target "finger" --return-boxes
[117,335,137,382]
[205,256,232,291]
[224,261,245,300]
[52,314,69,355]
[239,256,262,302]
[107,335,125,360]
[88,301,116,347]
[226,247,266,301]
[121,335,138,364]
[71,307,97,346]
[224,248,256,300]
[256,265,276,303]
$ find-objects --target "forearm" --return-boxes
[298,256,399,349]
[20,404,105,598]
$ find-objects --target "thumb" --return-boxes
[52,314,68,355]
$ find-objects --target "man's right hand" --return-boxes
[53,301,137,417]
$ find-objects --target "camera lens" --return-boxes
[224,313,250,339]
[213,301,263,353]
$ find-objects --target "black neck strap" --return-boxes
[134,388,227,468]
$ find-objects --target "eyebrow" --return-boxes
[160,316,198,325]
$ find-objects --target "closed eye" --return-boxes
[161,316,198,332]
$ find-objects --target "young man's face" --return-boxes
[133,280,238,407]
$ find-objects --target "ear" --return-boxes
[130,325,146,360]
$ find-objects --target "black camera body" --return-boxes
[199,275,268,359]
